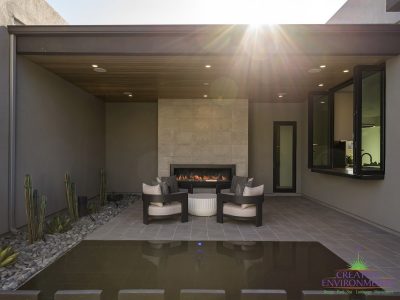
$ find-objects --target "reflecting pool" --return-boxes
[20,241,368,300]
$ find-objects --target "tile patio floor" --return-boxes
[86,196,400,291]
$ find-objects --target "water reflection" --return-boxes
[20,241,357,300]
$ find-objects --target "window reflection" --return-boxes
[308,65,385,178]
[312,94,330,168]
[333,83,354,171]
[361,71,382,171]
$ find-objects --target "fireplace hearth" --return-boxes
[170,164,236,192]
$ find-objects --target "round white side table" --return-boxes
[188,193,217,216]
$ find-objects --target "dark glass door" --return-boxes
[273,122,297,193]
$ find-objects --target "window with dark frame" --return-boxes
[308,64,385,179]
[308,92,331,169]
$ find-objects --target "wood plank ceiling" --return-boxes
[25,55,388,102]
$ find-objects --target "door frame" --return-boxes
[273,121,297,193]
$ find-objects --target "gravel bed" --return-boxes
[0,194,138,290]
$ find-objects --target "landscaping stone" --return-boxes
[0,194,138,290]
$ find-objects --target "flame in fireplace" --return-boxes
[176,175,228,182]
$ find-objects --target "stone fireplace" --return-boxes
[158,99,248,177]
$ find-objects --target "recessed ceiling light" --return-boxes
[308,68,321,74]
[93,67,107,73]
[203,82,209,86]
[320,101,326,104]
[277,92,286,99]
[123,92,133,98]
[91,64,98,68]
[318,83,324,87]
[205,64,212,68]
[320,65,326,68]
[343,69,350,73]
[203,94,208,98]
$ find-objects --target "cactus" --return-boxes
[99,168,107,206]
[64,173,79,221]
[47,215,72,234]
[37,194,47,240]
[24,175,47,244]
[0,246,18,268]
[87,200,100,214]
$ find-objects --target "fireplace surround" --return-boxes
[158,99,249,178]
[171,164,236,192]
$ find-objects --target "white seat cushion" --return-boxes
[223,203,256,218]
[148,201,181,216]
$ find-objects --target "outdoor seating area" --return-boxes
[142,175,265,226]
[1,0,400,298]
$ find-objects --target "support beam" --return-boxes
[7,24,400,56]
[8,33,17,233]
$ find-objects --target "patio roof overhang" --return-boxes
[7,24,400,102]
[7,24,400,56]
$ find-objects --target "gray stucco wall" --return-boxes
[328,0,400,24]
[0,27,9,234]
[14,56,105,228]
[249,102,303,193]
[105,101,303,194]
[106,102,158,193]
[301,55,400,234]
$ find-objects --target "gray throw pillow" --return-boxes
[230,176,238,193]
[153,178,169,195]
[235,184,243,196]
[230,176,249,193]
[161,176,179,193]
[159,182,169,195]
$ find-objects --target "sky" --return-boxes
[47,0,348,25]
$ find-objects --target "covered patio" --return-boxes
[4,24,400,223]
[2,23,400,298]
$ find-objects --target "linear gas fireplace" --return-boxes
[170,164,236,192]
